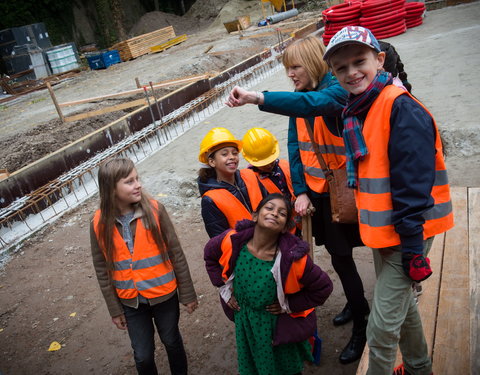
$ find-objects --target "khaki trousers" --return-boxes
[366,237,434,375]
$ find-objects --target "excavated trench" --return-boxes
[0,27,317,252]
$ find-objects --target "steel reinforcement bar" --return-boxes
[0,49,285,252]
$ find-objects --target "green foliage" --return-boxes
[94,0,117,48]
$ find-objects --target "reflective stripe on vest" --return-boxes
[93,200,177,299]
[253,159,295,198]
[296,117,346,193]
[219,231,313,318]
[355,85,454,248]
[219,230,235,281]
[203,169,263,229]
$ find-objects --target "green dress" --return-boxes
[233,245,313,375]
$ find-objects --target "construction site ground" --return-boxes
[0,1,479,374]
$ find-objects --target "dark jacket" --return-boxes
[197,169,267,238]
[204,219,333,344]
[260,79,437,254]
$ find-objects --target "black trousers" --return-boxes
[123,294,187,375]
[311,196,370,325]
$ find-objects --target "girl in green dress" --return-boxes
[204,194,333,374]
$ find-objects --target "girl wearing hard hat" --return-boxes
[242,127,295,202]
[241,127,301,234]
[197,127,268,238]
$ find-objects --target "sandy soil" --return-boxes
[0,1,479,375]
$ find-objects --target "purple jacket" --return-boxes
[204,219,333,345]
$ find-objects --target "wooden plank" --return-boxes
[418,232,445,356]
[208,46,264,56]
[239,27,296,40]
[46,82,65,123]
[63,98,147,122]
[0,77,15,95]
[468,187,480,374]
[60,75,207,108]
[292,21,321,39]
[392,231,446,367]
[112,26,176,61]
[432,187,470,374]
[59,84,168,107]
[136,74,210,88]
[150,34,187,53]
[356,343,369,374]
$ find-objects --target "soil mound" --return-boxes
[128,11,202,37]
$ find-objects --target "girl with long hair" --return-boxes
[90,157,198,375]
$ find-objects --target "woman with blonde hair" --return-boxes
[226,35,370,365]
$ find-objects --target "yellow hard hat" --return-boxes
[198,127,243,163]
[242,127,280,167]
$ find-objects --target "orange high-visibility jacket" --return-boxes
[296,117,346,193]
[355,85,454,248]
[203,169,263,229]
[93,200,177,300]
[219,229,313,318]
[252,159,295,199]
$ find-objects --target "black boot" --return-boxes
[339,326,367,364]
[333,303,353,326]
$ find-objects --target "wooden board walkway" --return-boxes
[356,186,479,374]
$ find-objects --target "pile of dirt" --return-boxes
[185,0,231,20]
[0,0,323,174]
[0,110,122,173]
[128,10,208,37]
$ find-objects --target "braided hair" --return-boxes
[379,41,412,93]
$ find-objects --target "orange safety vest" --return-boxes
[93,200,177,300]
[203,169,263,229]
[296,117,346,193]
[252,159,295,199]
[219,229,313,318]
[355,85,454,248]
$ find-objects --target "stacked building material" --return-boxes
[405,2,426,28]
[112,26,176,61]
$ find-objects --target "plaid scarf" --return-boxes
[342,71,393,187]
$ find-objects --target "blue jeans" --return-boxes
[123,294,188,375]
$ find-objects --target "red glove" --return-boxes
[402,253,432,282]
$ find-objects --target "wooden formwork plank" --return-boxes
[432,187,469,374]
[239,27,296,40]
[356,345,369,374]
[468,187,480,374]
[150,34,187,53]
[63,98,147,122]
[418,232,445,356]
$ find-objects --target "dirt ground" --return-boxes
[0,1,322,173]
[0,1,479,375]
